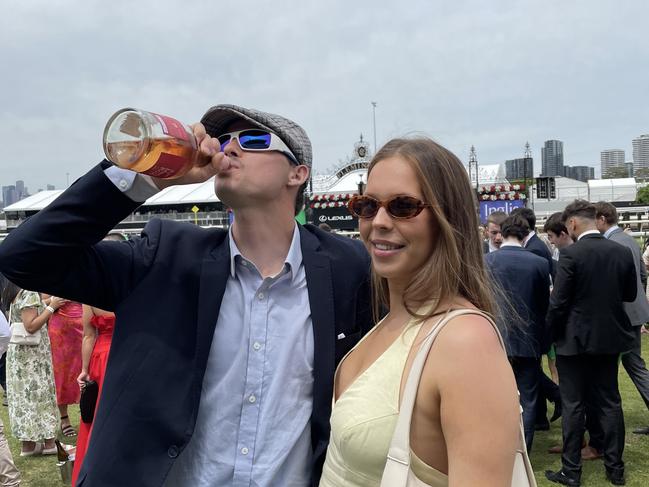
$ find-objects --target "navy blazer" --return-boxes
[0,163,374,487]
[524,233,554,279]
[485,246,550,357]
[547,233,636,356]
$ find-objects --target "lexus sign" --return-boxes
[318,214,353,223]
[311,206,358,230]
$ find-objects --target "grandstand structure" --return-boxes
[2,180,228,239]
[2,141,648,239]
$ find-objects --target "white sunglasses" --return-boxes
[217,129,299,165]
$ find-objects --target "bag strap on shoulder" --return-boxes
[387,309,497,465]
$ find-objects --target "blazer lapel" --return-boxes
[190,239,230,427]
[524,234,537,248]
[300,227,336,434]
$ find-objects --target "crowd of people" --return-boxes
[0,235,122,486]
[0,103,645,487]
[483,203,649,486]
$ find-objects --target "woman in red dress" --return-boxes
[71,305,114,486]
[46,298,83,437]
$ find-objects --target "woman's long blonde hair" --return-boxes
[367,137,496,322]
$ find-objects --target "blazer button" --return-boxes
[168,445,179,458]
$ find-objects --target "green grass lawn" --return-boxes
[1,337,649,486]
[532,334,649,486]
[0,403,79,486]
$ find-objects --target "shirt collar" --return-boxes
[228,223,303,280]
[523,230,536,246]
[603,225,620,239]
[500,241,523,248]
[577,229,601,241]
[488,240,500,252]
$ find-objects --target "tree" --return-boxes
[635,167,649,179]
[636,186,649,205]
[603,166,630,179]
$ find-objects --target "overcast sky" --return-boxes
[1,0,648,192]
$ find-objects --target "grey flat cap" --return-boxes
[201,104,312,168]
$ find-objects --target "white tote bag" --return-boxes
[8,303,42,346]
[380,309,537,487]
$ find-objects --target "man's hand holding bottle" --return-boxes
[151,123,225,190]
[103,109,229,190]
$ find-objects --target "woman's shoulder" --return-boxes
[422,308,505,368]
[437,308,498,338]
[15,290,41,310]
[419,307,516,410]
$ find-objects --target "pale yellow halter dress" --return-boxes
[320,318,448,486]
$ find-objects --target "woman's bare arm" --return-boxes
[78,304,98,387]
[433,315,520,486]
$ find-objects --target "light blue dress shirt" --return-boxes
[106,167,315,486]
[164,225,314,486]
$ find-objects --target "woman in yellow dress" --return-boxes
[320,137,521,486]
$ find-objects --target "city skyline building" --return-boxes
[2,186,17,209]
[505,157,534,180]
[633,134,649,173]
[1,180,31,209]
[541,140,564,177]
[601,149,625,177]
[564,165,595,183]
[15,180,25,198]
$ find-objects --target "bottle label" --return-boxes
[152,113,189,141]
[144,153,188,178]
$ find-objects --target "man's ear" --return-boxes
[288,165,309,188]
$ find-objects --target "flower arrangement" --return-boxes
[309,192,354,209]
[477,183,527,200]
[478,184,525,195]
[309,193,354,202]
[480,192,526,201]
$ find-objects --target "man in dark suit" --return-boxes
[482,210,507,254]
[511,206,559,431]
[543,213,602,460]
[544,212,574,253]
[511,206,554,274]
[595,201,649,436]
[544,211,572,279]
[545,200,637,487]
[0,105,373,487]
[485,214,550,452]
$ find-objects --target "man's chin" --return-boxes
[214,183,235,208]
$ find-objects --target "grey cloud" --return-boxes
[1,0,648,190]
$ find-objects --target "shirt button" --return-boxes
[167,445,179,458]
[253,342,261,351]
[248,394,256,403]
[258,293,265,300]
[119,179,128,190]
[241,447,249,455]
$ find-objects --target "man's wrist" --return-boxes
[142,174,165,191]
[104,166,160,202]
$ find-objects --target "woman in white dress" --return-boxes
[2,281,61,456]
[320,137,521,486]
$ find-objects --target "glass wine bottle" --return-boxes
[103,109,199,179]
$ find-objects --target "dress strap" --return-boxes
[380,309,535,486]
